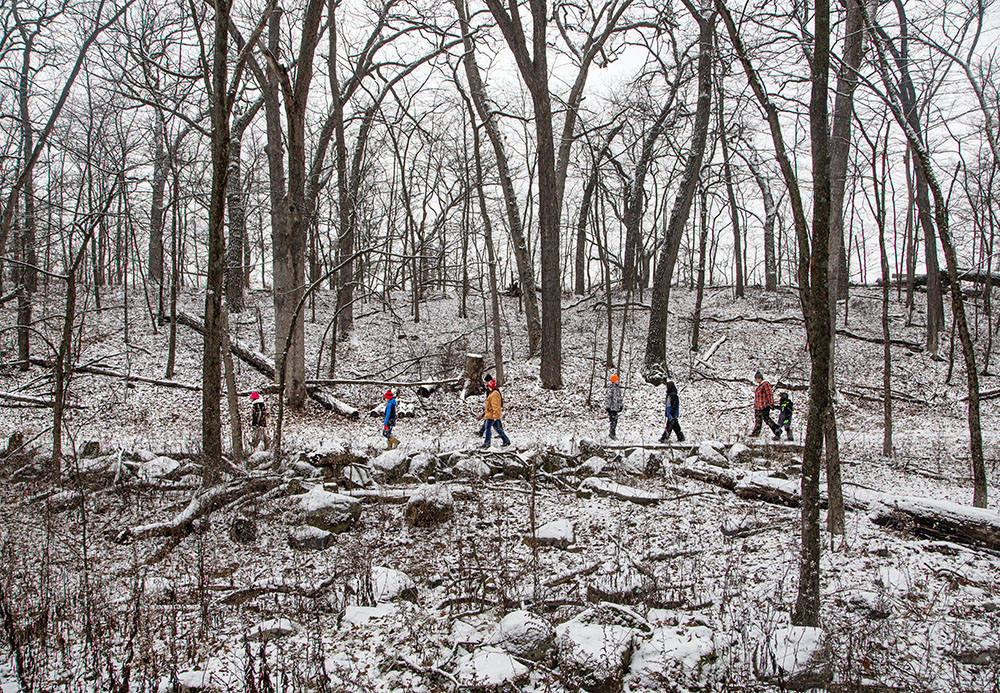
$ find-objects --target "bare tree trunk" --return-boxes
[165,168,180,379]
[691,183,709,351]
[226,104,259,314]
[717,84,744,298]
[221,304,244,461]
[644,5,714,383]
[148,114,167,316]
[745,154,777,291]
[455,0,541,355]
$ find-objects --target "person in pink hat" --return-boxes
[249,392,270,450]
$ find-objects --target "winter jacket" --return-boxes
[754,380,774,410]
[484,389,503,420]
[384,398,397,428]
[251,401,267,427]
[604,383,623,412]
[777,397,793,425]
[665,384,679,419]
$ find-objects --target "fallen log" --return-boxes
[0,391,85,409]
[28,358,201,391]
[305,377,459,391]
[577,477,662,505]
[673,463,740,490]
[696,336,727,367]
[177,310,359,418]
[119,476,282,541]
[869,497,1000,551]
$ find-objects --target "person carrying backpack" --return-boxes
[383,390,399,450]
[249,392,270,451]
[751,371,781,438]
[604,374,624,440]
[658,380,685,442]
[481,379,511,448]
[775,392,794,441]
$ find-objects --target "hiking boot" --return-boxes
[786,433,794,441]
[501,441,510,448]
[480,443,490,450]
[609,434,617,441]
[676,433,685,442]
[773,432,781,441]
[658,436,668,444]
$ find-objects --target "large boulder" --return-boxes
[753,625,831,690]
[532,519,575,550]
[629,622,718,690]
[487,610,555,660]
[454,457,492,480]
[292,486,362,533]
[408,452,437,481]
[349,566,417,604]
[139,456,181,482]
[697,442,728,467]
[556,611,637,691]
[248,618,299,642]
[287,525,334,551]
[578,456,606,477]
[404,484,454,527]
[371,449,410,482]
[455,646,529,688]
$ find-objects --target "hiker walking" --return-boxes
[481,379,511,448]
[383,390,399,450]
[751,371,781,438]
[477,373,493,437]
[604,375,624,440]
[775,392,794,441]
[249,392,270,451]
[658,380,684,442]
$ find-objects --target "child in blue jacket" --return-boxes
[382,390,399,449]
[658,381,684,442]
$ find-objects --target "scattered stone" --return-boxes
[630,623,718,689]
[753,625,831,691]
[81,441,101,458]
[307,440,364,469]
[454,457,492,479]
[577,602,652,633]
[727,442,750,463]
[139,456,181,482]
[531,519,575,549]
[248,618,299,642]
[408,452,437,480]
[343,603,396,626]
[134,448,157,463]
[487,609,555,660]
[452,619,484,647]
[288,460,321,477]
[578,456,606,477]
[455,646,529,688]
[46,489,83,513]
[287,525,334,551]
[371,449,411,482]
[502,457,529,479]
[698,443,728,466]
[578,477,661,505]
[292,486,362,533]
[229,516,257,544]
[578,438,604,456]
[617,450,645,476]
[342,463,373,489]
[404,483,454,527]
[350,567,417,603]
[586,566,652,606]
[556,612,636,691]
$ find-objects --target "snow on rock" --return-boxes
[158,668,217,692]
[134,448,157,463]
[727,441,750,462]
[287,525,334,551]
[697,442,728,467]
[486,609,555,660]
[404,483,454,527]
[753,625,831,690]
[246,450,272,468]
[532,519,575,549]
[349,566,417,603]
[618,449,646,476]
[138,456,180,482]
[248,618,299,641]
[555,613,637,691]
[453,457,492,480]
[455,646,529,687]
[578,438,604,455]
[343,603,397,626]
[452,619,485,647]
[342,463,373,488]
[371,449,411,482]
[578,456,606,477]
[408,451,437,480]
[629,623,718,689]
[291,485,362,533]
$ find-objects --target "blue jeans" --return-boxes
[483,419,510,446]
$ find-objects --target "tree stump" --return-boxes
[462,353,485,399]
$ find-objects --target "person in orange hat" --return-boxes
[382,390,399,449]
[249,391,270,450]
[481,379,510,448]
[604,374,624,440]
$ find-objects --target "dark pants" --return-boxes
[660,417,684,442]
[383,424,394,439]
[776,415,793,440]
[752,407,780,436]
[484,419,510,446]
[607,409,620,438]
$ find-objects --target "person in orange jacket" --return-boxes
[481,379,511,448]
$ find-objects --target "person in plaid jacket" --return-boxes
[751,371,781,438]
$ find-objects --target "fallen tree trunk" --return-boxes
[0,391,85,409]
[306,378,460,389]
[120,476,282,541]
[697,335,727,367]
[177,310,358,418]
[28,358,201,391]
[577,477,662,505]
[869,497,1000,551]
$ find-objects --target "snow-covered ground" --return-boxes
[0,285,997,691]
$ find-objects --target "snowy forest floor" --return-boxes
[1,284,999,692]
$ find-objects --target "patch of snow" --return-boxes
[455,646,528,687]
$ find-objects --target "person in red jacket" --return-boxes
[751,371,781,438]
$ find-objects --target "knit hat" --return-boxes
[610,374,619,383]
[249,391,260,401]
[384,390,394,400]
[754,371,763,381]
[487,379,497,390]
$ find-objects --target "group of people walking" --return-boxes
[244,369,795,453]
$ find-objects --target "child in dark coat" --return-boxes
[658,381,684,442]
[775,392,793,441]
[604,374,623,440]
